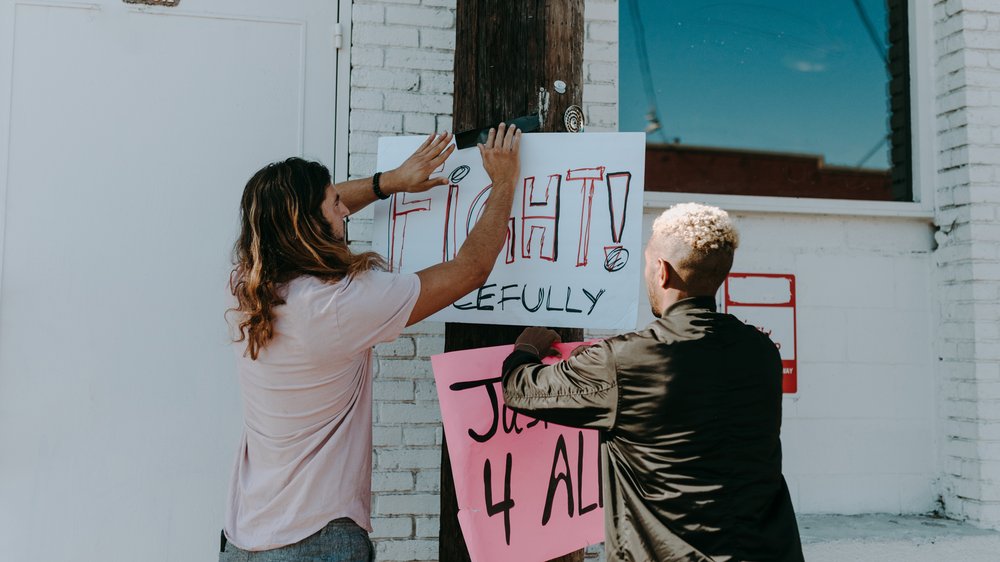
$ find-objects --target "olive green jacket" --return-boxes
[502,297,804,562]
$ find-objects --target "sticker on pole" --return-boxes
[723,273,797,393]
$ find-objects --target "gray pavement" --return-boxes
[582,514,1000,561]
[800,514,1000,562]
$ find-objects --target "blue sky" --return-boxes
[619,0,891,169]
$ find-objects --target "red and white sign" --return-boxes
[723,273,797,393]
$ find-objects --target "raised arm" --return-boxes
[338,132,456,214]
[406,124,520,326]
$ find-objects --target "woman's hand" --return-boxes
[479,123,521,191]
[382,132,455,194]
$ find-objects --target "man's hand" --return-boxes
[479,123,520,190]
[515,327,561,358]
[383,132,455,194]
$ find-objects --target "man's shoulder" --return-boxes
[602,325,662,353]
[613,312,748,349]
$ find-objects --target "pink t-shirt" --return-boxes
[224,271,420,551]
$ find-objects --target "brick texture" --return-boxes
[933,0,1000,529]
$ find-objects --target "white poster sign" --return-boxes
[374,132,645,329]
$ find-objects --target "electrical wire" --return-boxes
[627,0,668,142]
[851,0,890,168]
[850,0,888,66]
[856,135,889,168]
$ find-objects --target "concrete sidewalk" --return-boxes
[579,514,1000,561]
[800,514,1000,562]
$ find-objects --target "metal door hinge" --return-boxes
[333,23,343,49]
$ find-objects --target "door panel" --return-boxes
[0,1,339,559]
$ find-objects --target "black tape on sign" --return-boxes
[454,114,541,150]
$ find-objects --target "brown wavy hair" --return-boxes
[229,157,385,359]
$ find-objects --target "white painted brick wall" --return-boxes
[628,210,939,520]
[583,0,619,132]
[933,0,1000,529]
[346,2,618,558]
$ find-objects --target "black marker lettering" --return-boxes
[577,431,599,516]
[499,284,520,311]
[449,377,501,442]
[565,286,583,313]
[604,247,629,272]
[502,405,523,435]
[582,288,606,315]
[545,285,564,312]
[521,285,544,312]
[542,434,574,525]
[476,283,497,311]
[484,453,515,545]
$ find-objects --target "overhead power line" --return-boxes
[627,0,668,142]
[851,0,889,168]
[850,0,888,65]
[856,134,889,169]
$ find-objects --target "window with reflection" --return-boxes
[620,0,911,201]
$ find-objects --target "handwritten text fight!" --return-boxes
[375,133,645,330]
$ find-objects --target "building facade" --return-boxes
[345,0,1000,558]
[1,1,999,561]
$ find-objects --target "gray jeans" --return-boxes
[220,518,374,562]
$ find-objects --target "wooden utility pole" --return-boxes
[441,2,586,561]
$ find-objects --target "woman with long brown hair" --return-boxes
[221,125,521,561]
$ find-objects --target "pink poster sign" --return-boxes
[431,343,605,562]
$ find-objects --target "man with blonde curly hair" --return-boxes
[502,203,803,561]
[644,202,740,315]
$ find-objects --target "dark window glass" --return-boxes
[620,0,911,201]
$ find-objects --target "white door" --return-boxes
[0,1,344,560]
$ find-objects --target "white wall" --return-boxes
[729,212,937,514]
[616,208,939,515]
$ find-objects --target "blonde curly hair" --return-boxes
[649,203,739,293]
[651,202,740,253]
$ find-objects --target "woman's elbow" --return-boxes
[470,263,493,287]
